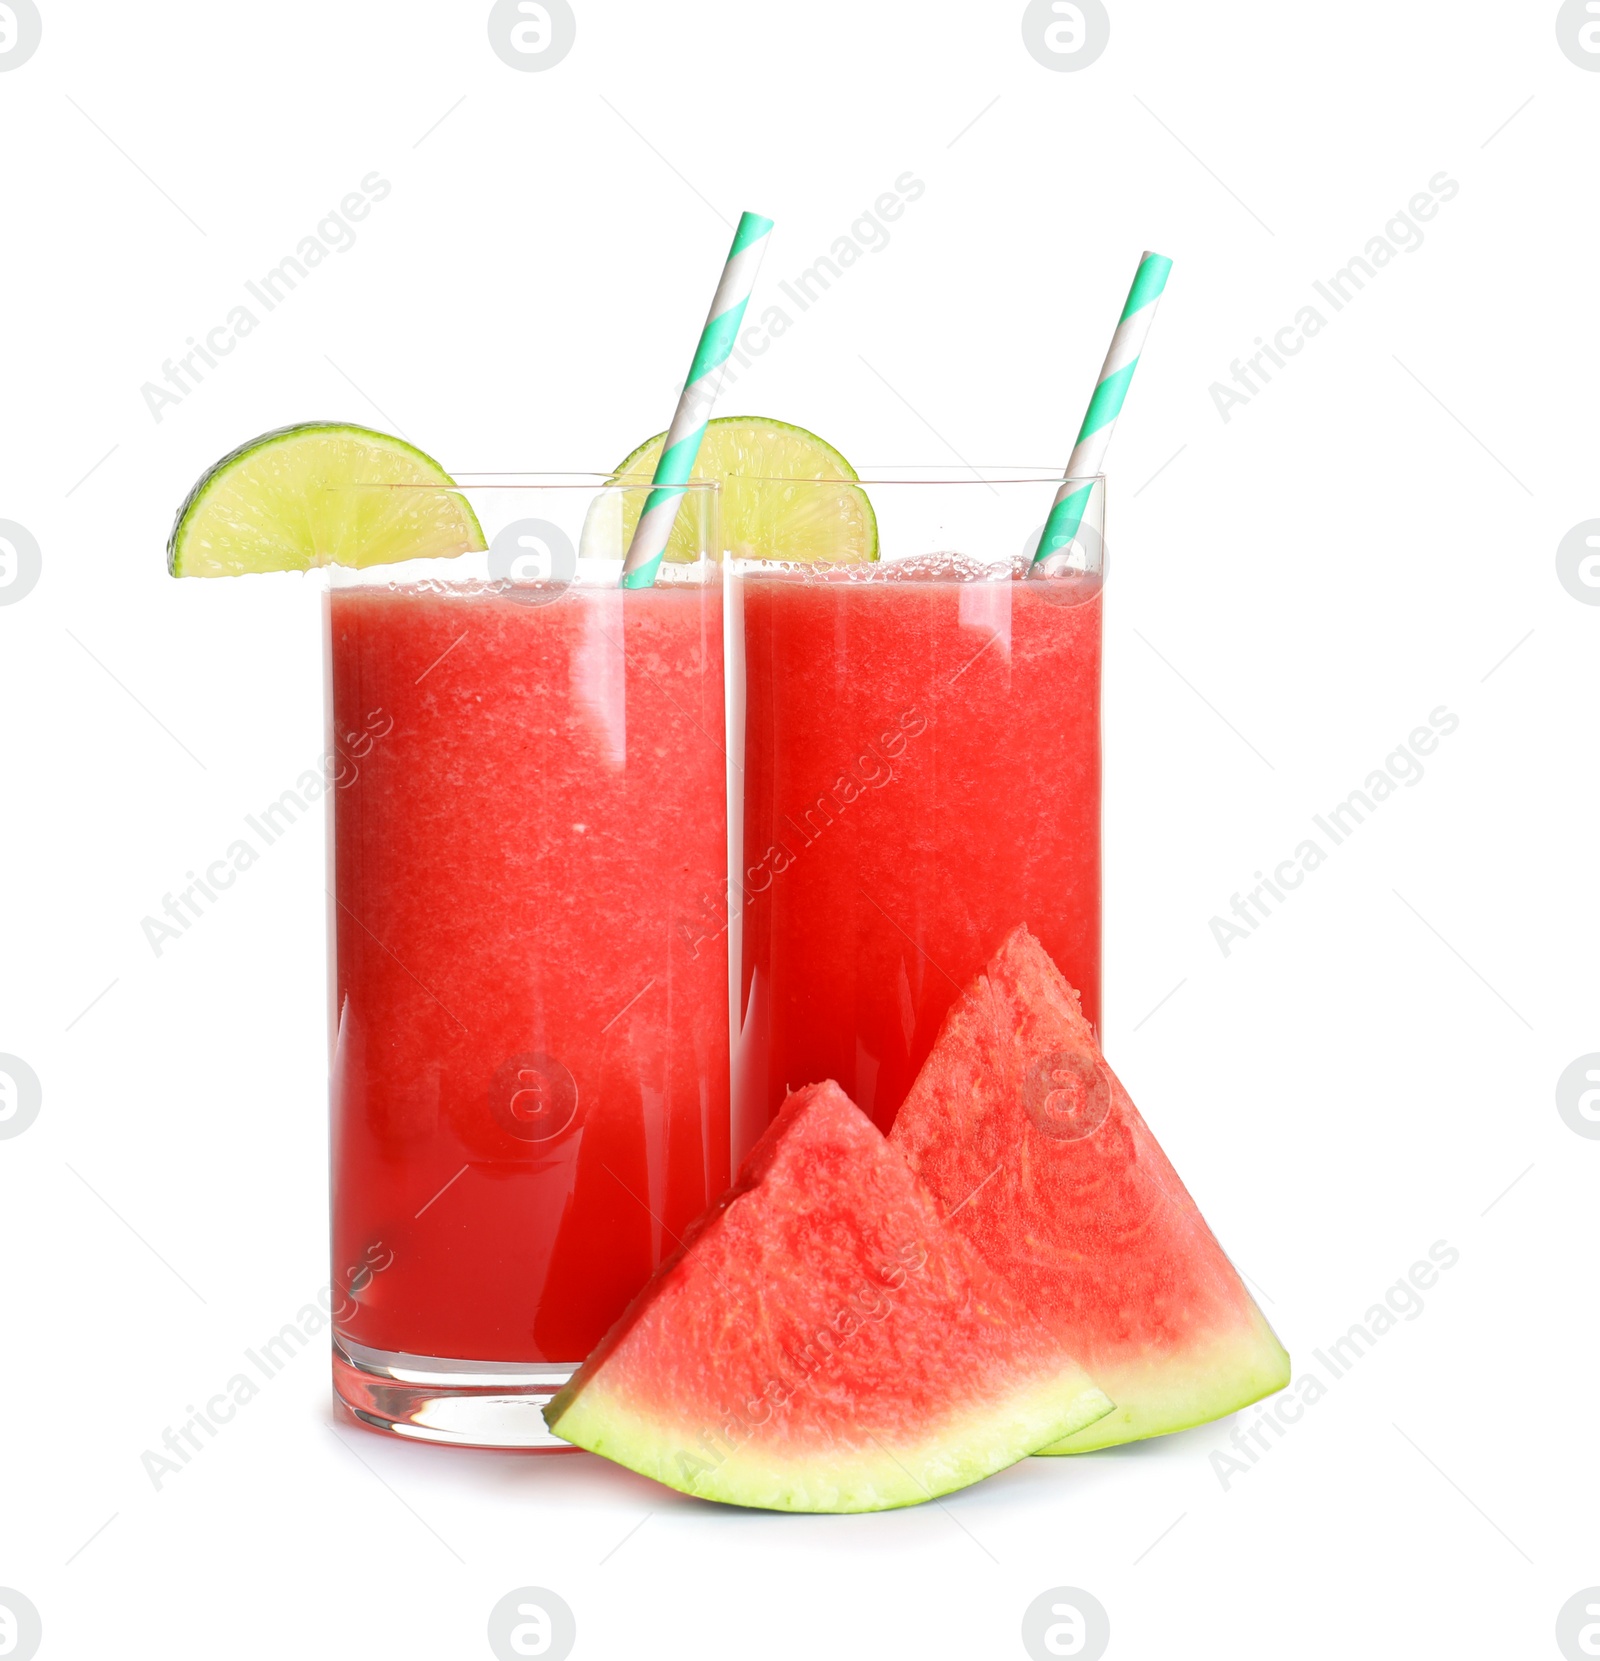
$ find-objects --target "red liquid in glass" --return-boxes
[329,582,728,1363]
[736,570,1101,1150]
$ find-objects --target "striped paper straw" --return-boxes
[620,211,775,589]
[1031,250,1172,573]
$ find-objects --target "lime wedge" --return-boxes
[168,422,485,577]
[608,415,877,563]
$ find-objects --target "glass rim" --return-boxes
[327,470,1105,490]
[325,474,722,492]
[621,468,1104,487]
[728,556,1104,582]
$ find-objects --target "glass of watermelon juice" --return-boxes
[731,471,1104,1153]
[327,478,730,1448]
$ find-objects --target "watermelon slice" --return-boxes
[544,1080,1113,1511]
[889,926,1289,1454]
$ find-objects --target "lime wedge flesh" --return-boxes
[610,415,877,563]
[168,422,485,577]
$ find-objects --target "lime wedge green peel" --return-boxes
[609,415,878,564]
[168,422,484,577]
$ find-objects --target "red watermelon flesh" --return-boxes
[544,1080,1113,1510]
[889,926,1289,1453]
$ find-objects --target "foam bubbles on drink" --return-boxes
[733,551,1102,603]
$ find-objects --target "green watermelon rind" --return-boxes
[1035,1311,1290,1455]
[543,1080,1117,1513]
[548,1369,1113,1513]
[889,925,1292,1459]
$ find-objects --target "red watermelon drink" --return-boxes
[733,472,1105,1149]
[327,485,728,1448]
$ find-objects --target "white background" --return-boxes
[1,2,1595,1657]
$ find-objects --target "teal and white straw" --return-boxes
[1031,250,1172,574]
[620,211,775,589]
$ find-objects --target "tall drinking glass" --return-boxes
[326,478,728,1448]
[731,471,1104,1156]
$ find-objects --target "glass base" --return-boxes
[333,1335,580,1451]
